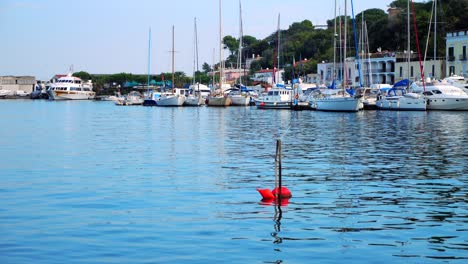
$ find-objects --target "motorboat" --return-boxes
[413,79,468,110]
[15,90,31,97]
[155,88,186,107]
[0,89,13,98]
[47,73,95,100]
[115,91,144,106]
[255,86,293,109]
[375,80,426,111]
[356,84,392,110]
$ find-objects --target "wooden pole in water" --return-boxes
[276,139,282,200]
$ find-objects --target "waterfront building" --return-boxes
[446,30,468,77]
[0,76,36,94]
[251,68,285,85]
[317,51,445,86]
[317,54,395,87]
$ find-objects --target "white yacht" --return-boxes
[47,73,95,100]
[414,80,468,110]
[255,86,293,109]
[310,88,361,112]
[155,88,186,107]
[375,80,426,111]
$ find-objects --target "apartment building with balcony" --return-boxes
[446,30,468,77]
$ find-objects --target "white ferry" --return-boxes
[47,73,95,100]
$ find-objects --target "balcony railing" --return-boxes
[448,56,456,61]
[460,55,467,61]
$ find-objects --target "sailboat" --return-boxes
[207,0,232,107]
[143,28,160,107]
[229,0,251,106]
[312,0,361,112]
[157,25,186,107]
[376,0,426,111]
[185,18,206,106]
[255,13,295,109]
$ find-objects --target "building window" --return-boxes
[410,66,414,77]
[432,65,435,78]
[448,47,454,61]
[449,66,455,76]
[399,67,403,77]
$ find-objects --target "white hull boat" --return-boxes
[314,97,361,112]
[47,73,95,100]
[229,94,250,106]
[184,95,205,106]
[157,94,185,106]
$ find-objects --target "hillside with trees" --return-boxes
[77,0,466,94]
[218,0,467,82]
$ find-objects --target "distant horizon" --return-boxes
[1,0,400,80]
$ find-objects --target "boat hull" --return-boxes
[143,99,158,106]
[426,98,468,110]
[314,97,361,112]
[184,96,205,106]
[255,100,291,109]
[207,96,231,107]
[230,95,250,106]
[156,95,185,106]
[376,96,426,111]
[48,90,96,100]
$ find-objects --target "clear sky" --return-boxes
[0,0,394,80]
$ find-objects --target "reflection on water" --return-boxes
[0,101,467,263]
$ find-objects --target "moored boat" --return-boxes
[47,73,95,100]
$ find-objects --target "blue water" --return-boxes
[0,99,467,263]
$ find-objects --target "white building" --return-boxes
[0,76,36,94]
[446,30,468,77]
[317,52,445,86]
[251,68,285,85]
[317,55,396,87]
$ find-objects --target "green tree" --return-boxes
[202,62,212,73]
[73,71,92,81]
[223,35,238,56]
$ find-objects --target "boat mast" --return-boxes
[147,27,151,95]
[172,25,175,94]
[343,0,347,94]
[277,14,280,85]
[434,0,437,62]
[339,6,342,82]
[238,0,243,85]
[219,0,224,90]
[192,18,196,86]
[195,17,200,99]
[333,0,337,83]
[407,0,410,82]
[351,0,362,88]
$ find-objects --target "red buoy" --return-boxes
[257,187,292,200]
[272,187,292,199]
[257,188,275,200]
